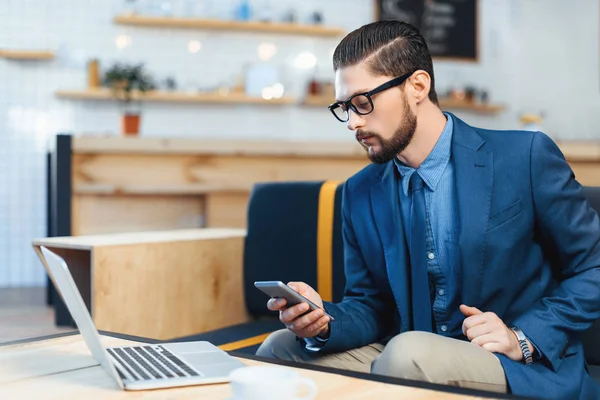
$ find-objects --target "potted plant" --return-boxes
[104,63,155,136]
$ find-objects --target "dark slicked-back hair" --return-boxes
[333,20,438,105]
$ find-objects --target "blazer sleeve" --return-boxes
[513,131,600,371]
[317,182,395,353]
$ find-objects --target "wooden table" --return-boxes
[32,229,250,340]
[0,332,508,399]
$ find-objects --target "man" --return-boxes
[256,20,600,399]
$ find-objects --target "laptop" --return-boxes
[39,245,246,391]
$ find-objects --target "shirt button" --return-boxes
[438,289,445,296]
[427,252,435,260]
[440,325,448,332]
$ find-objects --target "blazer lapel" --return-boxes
[450,114,493,308]
[370,163,411,331]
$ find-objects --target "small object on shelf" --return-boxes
[464,86,476,102]
[103,62,156,136]
[163,76,177,91]
[520,113,544,132]
[449,88,466,101]
[281,9,297,23]
[122,113,141,136]
[308,79,321,96]
[234,0,251,21]
[480,90,489,104]
[87,59,100,89]
[308,11,323,25]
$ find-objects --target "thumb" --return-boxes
[460,304,483,317]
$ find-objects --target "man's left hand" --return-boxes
[460,304,533,362]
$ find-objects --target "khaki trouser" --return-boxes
[256,330,507,394]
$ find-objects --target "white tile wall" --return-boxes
[0,0,598,286]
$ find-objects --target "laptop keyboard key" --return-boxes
[157,346,200,377]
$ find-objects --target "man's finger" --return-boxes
[280,303,309,324]
[466,323,492,341]
[288,309,323,331]
[267,297,287,311]
[471,333,497,347]
[308,315,330,333]
[481,342,502,354]
[460,304,483,317]
[463,313,489,333]
[298,315,331,338]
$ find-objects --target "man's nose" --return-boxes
[347,110,365,131]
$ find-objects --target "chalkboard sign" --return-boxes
[376,0,478,61]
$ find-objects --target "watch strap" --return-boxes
[509,325,533,365]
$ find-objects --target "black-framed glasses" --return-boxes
[328,71,415,123]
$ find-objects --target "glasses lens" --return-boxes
[331,104,348,122]
[350,95,373,115]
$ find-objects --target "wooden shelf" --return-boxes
[0,50,54,60]
[74,183,253,196]
[303,95,504,114]
[438,98,504,114]
[55,88,296,105]
[303,95,334,107]
[114,14,345,37]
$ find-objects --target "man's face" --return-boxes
[334,63,417,164]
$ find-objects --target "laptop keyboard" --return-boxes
[107,345,201,381]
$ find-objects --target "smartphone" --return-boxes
[254,281,335,321]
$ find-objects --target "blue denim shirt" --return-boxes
[393,113,463,338]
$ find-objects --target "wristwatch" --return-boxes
[509,325,533,365]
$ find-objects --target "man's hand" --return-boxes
[460,304,533,362]
[266,282,331,339]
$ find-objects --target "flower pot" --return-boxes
[121,113,140,136]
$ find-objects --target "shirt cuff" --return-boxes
[303,335,329,352]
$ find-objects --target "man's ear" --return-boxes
[409,70,431,103]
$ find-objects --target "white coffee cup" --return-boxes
[228,365,317,400]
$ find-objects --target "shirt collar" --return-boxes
[394,112,454,196]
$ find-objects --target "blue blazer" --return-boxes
[322,114,600,399]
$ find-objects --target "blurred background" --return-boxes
[0,0,599,342]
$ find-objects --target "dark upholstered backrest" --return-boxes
[581,186,600,366]
[243,181,346,318]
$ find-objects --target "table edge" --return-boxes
[1,331,531,400]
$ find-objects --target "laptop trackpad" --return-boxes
[162,342,222,354]
[180,351,235,366]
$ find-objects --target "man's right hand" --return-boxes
[266,281,331,339]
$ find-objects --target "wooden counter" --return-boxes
[57,136,368,237]
[0,333,504,399]
[54,136,600,238]
[33,229,250,340]
[555,141,600,186]
[48,135,600,241]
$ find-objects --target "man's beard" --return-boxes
[356,99,417,164]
